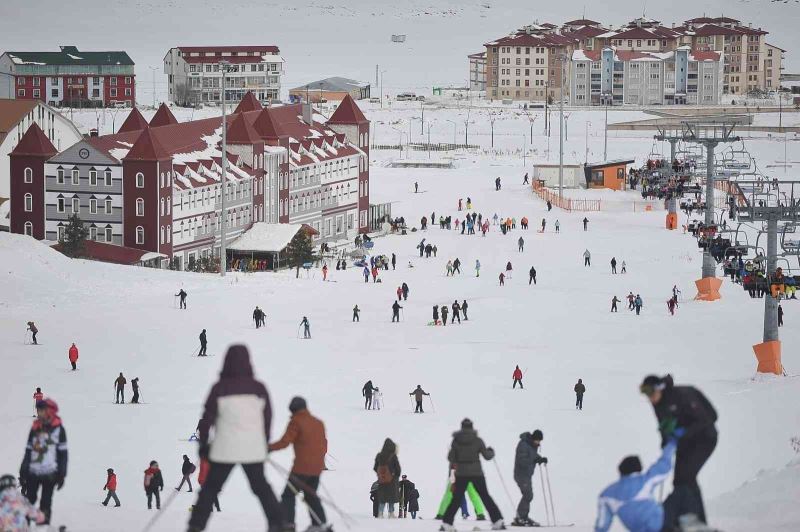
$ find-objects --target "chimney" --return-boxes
[302,103,313,125]
[89,128,99,137]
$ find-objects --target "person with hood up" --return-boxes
[143,460,163,510]
[574,379,586,410]
[26,322,38,345]
[373,438,401,518]
[68,343,78,370]
[409,385,430,413]
[512,366,523,389]
[518,237,525,252]
[440,419,504,531]
[594,439,678,532]
[512,429,547,527]
[432,305,440,326]
[19,398,67,525]
[176,455,196,492]
[640,375,718,531]
[131,378,140,404]
[187,345,283,532]
[462,300,469,321]
[269,397,329,531]
[401,282,410,301]
[102,468,120,507]
[363,381,376,410]
[114,373,127,404]
[0,474,45,529]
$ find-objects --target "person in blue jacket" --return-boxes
[594,438,678,532]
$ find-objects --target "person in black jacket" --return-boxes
[143,460,163,510]
[399,474,415,518]
[574,379,586,410]
[461,300,469,321]
[176,455,195,492]
[512,430,547,527]
[373,438,401,517]
[529,266,537,285]
[198,329,207,356]
[176,289,187,309]
[363,380,376,410]
[392,301,403,323]
[640,375,718,530]
[131,378,140,404]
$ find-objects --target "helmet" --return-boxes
[0,474,16,491]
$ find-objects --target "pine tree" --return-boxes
[284,230,315,278]
[61,214,89,258]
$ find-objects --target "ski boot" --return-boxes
[492,520,507,530]
[476,514,487,521]
[511,517,540,527]
[438,524,457,532]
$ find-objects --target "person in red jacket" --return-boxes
[68,344,78,371]
[32,388,43,417]
[102,468,120,507]
[513,366,524,389]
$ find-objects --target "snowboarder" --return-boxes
[451,300,461,324]
[19,398,67,526]
[26,321,38,345]
[433,305,440,326]
[198,329,208,356]
[0,474,45,527]
[363,380,376,409]
[475,259,481,277]
[512,430,547,527]
[300,317,311,339]
[269,397,329,530]
[512,365,523,389]
[529,266,537,285]
[611,296,620,313]
[68,343,78,370]
[353,305,360,323]
[594,439,678,532]
[176,455,195,492]
[518,236,524,252]
[441,305,449,326]
[131,378,140,404]
[32,387,43,417]
[402,282,410,301]
[778,304,784,327]
[440,418,504,531]
[462,300,469,321]
[176,289,187,309]
[555,219,560,233]
[114,373,126,404]
[634,295,643,316]
[611,257,617,274]
[188,345,284,531]
[392,301,403,323]
[583,217,589,231]
[584,249,591,267]
[143,460,163,510]
[102,468,121,507]
[640,375,718,530]
[574,379,586,410]
[409,385,429,413]
[373,438,401,518]
[499,272,505,286]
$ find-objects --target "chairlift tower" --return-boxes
[733,179,800,374]
[655,122,740,300]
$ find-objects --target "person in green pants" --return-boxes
[435,466,485,520]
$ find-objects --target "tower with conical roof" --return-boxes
[226,113,266,222]
[9,123,57,239]
[117,108,150,133]
[149,103,179,128]
[327,94,370,231]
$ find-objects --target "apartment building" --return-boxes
[468,52,487,92]
[163,46,284,106]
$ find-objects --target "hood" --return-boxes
[220,344,254,378]
[452,428,478,442]
[519,431,531,441]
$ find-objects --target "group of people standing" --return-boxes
[432,300,469,326]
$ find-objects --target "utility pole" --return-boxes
[420,101,424,135]
[604,101,609,161]
[149,66,157,108]
[585,121,590,163]
[219,61,230,277]
[558,57,565,197]
[427,124,432,159]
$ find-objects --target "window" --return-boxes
[90,198,97,214]
[33,89,40,98]
[104,170,112,186]
[136,226,144,244]
[124,88,131,96]
[24,193,33,212]
[105,226,112,242]
[136,172,144,188]
[24,167,33,183]
[90,226,97,241]
[57,197,65,212]
[125,77,131,84]
[71,169,79,185]
[57,169,64,184]
[105,199,112,214]
[166,225,171,243]
[136,198,144,216]
[17,89,25,97]
[51,88,58,98]
[89,170,97,186]
[18,77,25,85]
[58,226,65,241]
[24,222,33,236]
[110,77,117,86]
[72,197,80,213]
[110,88,117,97]
[160,197,164,215]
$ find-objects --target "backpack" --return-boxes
[376,464,394,485]
[189,463,196,474]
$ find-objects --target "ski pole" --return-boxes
[491,458,516,511]
[427,394,436,413]
[544,463,557,526]
[539,464,551,526]
[140,487,181,532]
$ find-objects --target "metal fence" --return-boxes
[372,142,480,152]
[531,182,662,213]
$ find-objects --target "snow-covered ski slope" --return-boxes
[3,134,800,531]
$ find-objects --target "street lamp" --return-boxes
[380,70,387,109]
[148,66,158,108]
[390,127,406,158]
[585,121,591,163]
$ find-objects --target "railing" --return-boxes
[531,182,601,212]
[372,142,480,152]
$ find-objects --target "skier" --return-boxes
[131,378,140,404]
[594,439,678,532]
[541,218,546,232]
[409,385,429,413]
[433,305,440,326]
[322,263,328,281]
[68,343,79,371]
[392,301,403,323]
[363,380,376,409]
[667,298,677,316]
[415,182,419,193]
[640,375,718,530]
[373,438,401,518]
[499,272,505,286]
[188,345,284,531]
[199,329,208,356]
[611,257,617,274]
[353,305,360,323]
[440,418,505,531]
[459,198,463,211]
[512,429,547,527]
[363,266,369,283]
[32,388,43,417]
[143,460,163,510]
[583,217,589,231]
[20,397,68,525]
[176,289,187,309]
[529,266,537,285]
[441,305,449,326]
[778,304,784,327]
[451,300,461,324]
[462,300,469,321]
[0,474,45,527]
[584,249,591,267]
[392,253,397,270]
[102,468,121,507]
[555,220,560,233]
[611,296,620,313]
[269,397,329,531]
[495,177,501,191]
[300,317,311,339]
[402,282,410,301]
[512,365,523,389]
[475,259,481,277]
[523,172,529,185]
[518,236,524,252]
[574,379,586,410]
[493,213,499,226]
[26,321,38,345]
[627,292,635,310]
[176,455,196,492]
[253,306,263,328]
[634,295,643,316]
[114,372,127,404]
[453,258,462,274]
[621,260,627,274]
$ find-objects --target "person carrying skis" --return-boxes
[574,379,586,410]
[269,397,329,531]
[353,305,360,323]
[611,257,617,274]
[462,300,469,321]
[518,236,524,252]
[0,474,45,528]
[639,375,718,531]
[401,282,410,301]
[583,217,589,231]
[512,365,523,389]
[26,321,38,345]
[114,373,127,404]
[32,388,43,417]
[499,272,505,286]
[68,343,79,371]
[409,385,429,413]
[529,266,537,285]
[363,380,376,409]
[300,317,311,339]
[432,305,440,326]
[176,455,196,492]
[131,378,140,404]
[451,300,461,324]
[594,439,678,532]
[188,345,284,531]
[143,460,163,510]
[440,418,505,531]
[392,301,403,323]
[19,398,67,526]
[199,329,208,356]
[512,429,547,527]
[373,438,401,518]
[611,296,620,313]
[102,468,120,507]
[176,289,187,309]
[441,305,449,326]
[584,249,591,267]
[475,259,481,277]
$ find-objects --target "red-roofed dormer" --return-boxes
[150,103,179,128]
[9,123,57,239]
[234,91,263,114]
[117,108,150,134]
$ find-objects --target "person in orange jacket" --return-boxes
[513,366,524,389]
[102,468,120,507]
[68,344,78,371]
